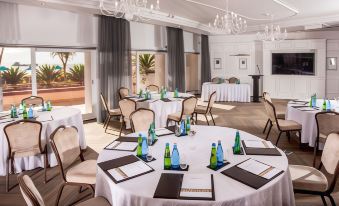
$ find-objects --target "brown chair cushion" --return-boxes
[109,108,121,116]
[66,160,97,185]
[276,112,285,119]
[76,197,111,206]
[168,112,189,122]
[289,165,328,192]
[194,105,207,114]
[278,120,301,131]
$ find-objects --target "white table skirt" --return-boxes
[286,99,339,148]
[95,126,295,206]
[201,83,251,102]
[132,92,192,128]
[0,107,86,176]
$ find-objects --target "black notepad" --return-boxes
[104,137,138,151]
[98,155,154,184]
[242,140,282,156]
[161,98,172,102]
[154,173,215,201]
[291,105,309,108]
[221,159,284,189]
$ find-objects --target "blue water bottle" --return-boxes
[217,140,224,167]
[327,100,331,111]
[141,136,148,158]
[171,143,180,169]
[28,105,34,119]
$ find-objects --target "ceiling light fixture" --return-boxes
[99,0,160,21]
[208,0,247,35]
[257,14,287,41]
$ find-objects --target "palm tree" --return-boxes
[68,64,84,85]
[139,54,155,75]
[37,64,61,87]
[51,52,75,81]
[1,67,27,85]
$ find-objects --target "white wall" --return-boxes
[326,40,339,98]
[263,39,326,99]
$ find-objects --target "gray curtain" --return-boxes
[167,27,185,92]
[98,16,131,122]
[201,34,211,84]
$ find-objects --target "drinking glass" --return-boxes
[180,153,188,170]
[146,146,153,162]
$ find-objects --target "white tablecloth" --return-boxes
[201,83,251,102]
[95,126,295,206]
[286,99,339,148]
[133,92,192,128]
[0,107,86,176]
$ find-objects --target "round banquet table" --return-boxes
[129,92,192,128]
[286,99,339,148]
[201,82,251,102]
[95,126,295,206]
[0,107,86,176]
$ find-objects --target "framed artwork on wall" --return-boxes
[327,57,337,70]
[239,58,247,70]
[214,58,222,69]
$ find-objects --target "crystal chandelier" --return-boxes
[209,0,247,35]
[257,15,287,41]
[99,0,160,21]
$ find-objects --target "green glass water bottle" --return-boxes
[164,143,171,169]
[186,116,191,134]
[13,105,17,118]
[137,134,143,157]
[22,107,28,119]
[322,99,326,111]
[210,143,217,169]
[234,130,241,154]
[10,105,14,118]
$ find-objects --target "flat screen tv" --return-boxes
[272,53,315,75]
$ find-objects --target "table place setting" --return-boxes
[154,127,174,136]
[105,140,138,151]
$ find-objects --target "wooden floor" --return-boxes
[0,99,338,206]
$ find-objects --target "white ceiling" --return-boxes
[3,0,339,34]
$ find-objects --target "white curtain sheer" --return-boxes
[0,1,20,44]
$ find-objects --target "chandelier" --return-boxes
[257,15,287,41]
[99,0,160,21]
[209,0,247,35]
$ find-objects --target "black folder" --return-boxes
[221,160,283,189]
[154,173,215,201]
[98,155,154,184]
[291,105,309,108]
[242,140,282,156]
[161,98,172,102]
[104,137,138,151]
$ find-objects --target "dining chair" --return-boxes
[211,77,219,83]
[263,99,302,146]
[289,132,339,206]
[3,120,48,192]
[194,91,216,125]
[50,126,97,206]
[118,98,137,136]
[100,93,121,133]
[228,77,239,84]
[166,96,197,127]
[313,111,339,167]
[262,92,285,134]
[118,87,129,100]
[22,96,44,107]
[146,84,159,93]
[130,108,155,132]
[17,173,111,206]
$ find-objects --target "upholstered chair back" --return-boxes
[100,93,110,114]
[228,77,239,84]
[22,96,44,107]
[118,87,129,99]
[18,174,45,206]
[51,126,80,169]
[4,120,42,158]
[130,108,155,132]
[146,85,159,93]
[263,92,272,103]
[211,77,219,83]
[321,133,339,175]
[316,112,339,138]
[182,97,197,116]
[263,100,277,124]
[119,98,137,120]
[207,92,217,112]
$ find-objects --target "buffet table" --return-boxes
[95,126,295,206]
[201,83,251,102]
[0,107,86,175]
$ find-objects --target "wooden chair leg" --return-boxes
[298,131,302,149]
[204,115,210,125]
[328,195,335,206]
[265,123,272,140]
[195,113,198,124]
[55,182,66,206]
[166,119,170,127]
[118,121,124,137]
[105,116,112,133]
[103,115,109,128]
[287,131,291,143]
[210,111,216,125]
[275,131,283,146]
[320,195,327,206]
[313,141,318,168]
[263,119,269,134]
[6,158,10,192]
[44,146,48,183]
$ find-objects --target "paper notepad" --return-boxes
[243,140,275,149]
[180,174,213,199]
[106,141,138,151]
[237,159,282,180]
[155,128,174,136]
[107,161,152,182]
